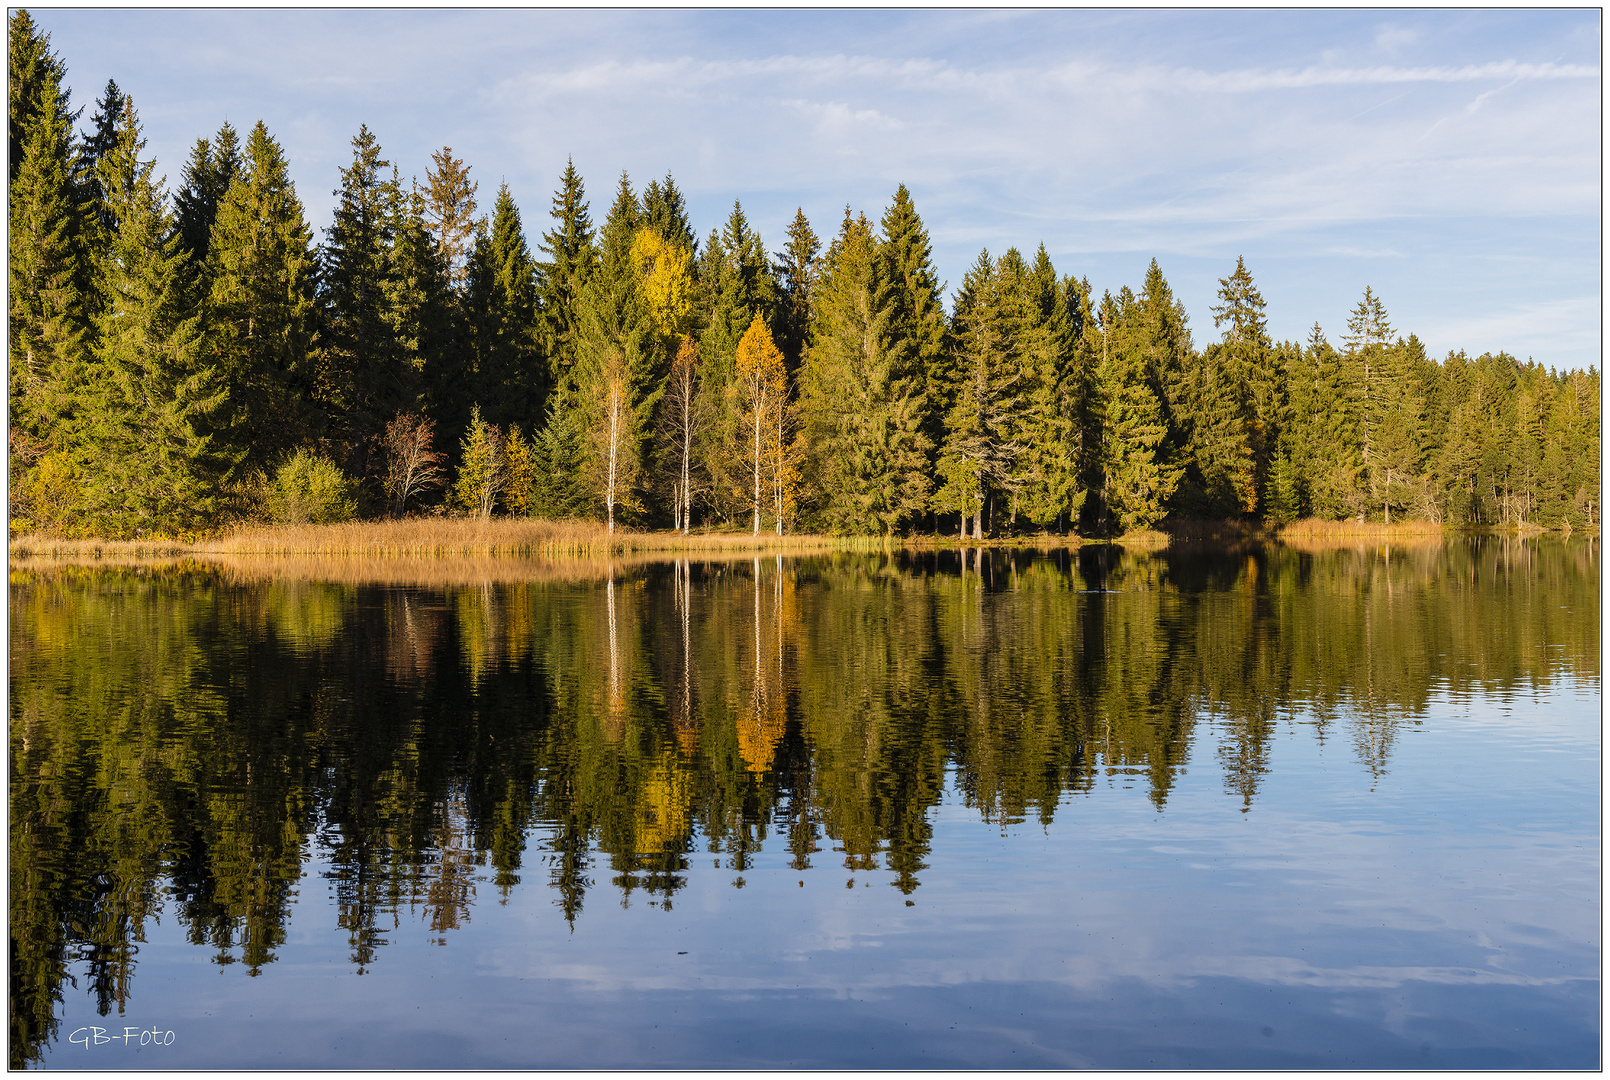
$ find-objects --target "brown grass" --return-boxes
[1276,517,1448,539]
[10,518,902,563]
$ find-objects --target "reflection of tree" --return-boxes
[8,539,1599,1064]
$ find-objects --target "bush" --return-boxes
[265,450,358,526]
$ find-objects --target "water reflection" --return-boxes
[8,537,1599,1067]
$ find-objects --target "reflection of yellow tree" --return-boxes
[455,583,504,686]
[737,558,787,772]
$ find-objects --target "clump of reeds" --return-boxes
[7,534,194,560]
[1277,517,1447,539]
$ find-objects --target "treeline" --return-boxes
[9,12,1600,540]
[10,539,1599,1063]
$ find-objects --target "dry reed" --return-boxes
[10,519,902,565]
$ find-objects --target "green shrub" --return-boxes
[265,450,357,525]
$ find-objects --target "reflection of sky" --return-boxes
[30,9,1601,370]
[46,683,1597,1069]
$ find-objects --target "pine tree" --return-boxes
[66,96,228,537]
[537,157,596,388]
[205,120,316,469]
[798,210,931,535]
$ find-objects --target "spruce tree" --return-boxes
[641,172,695,252]
[384,179,450,443]
[1205,256,1275,513]
[205,119,316,469]
[570,172,661,529]
[424,145,477,290]
[1010,246,1088,532]
[876,184,949,457]
[9,51,86,444]
[798,210,930,534]
[8,9,75,186]
[470,182,544,430]
[67,96,228,536]
[536,157,596,389]
[774,207,819,377]
[316,124,405,465]
[76,78,125,244]
[1096,287,1181,532]
[173,121,241,294]
[933,249,1021,537]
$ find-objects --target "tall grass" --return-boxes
[10,519,904,561]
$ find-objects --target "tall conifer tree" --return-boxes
[537,157,596,389]
[798,210,930,534]
[68,96,228,536]
[206,120,316,469]
[9,47,85,443]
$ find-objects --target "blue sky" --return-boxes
[31,8,1601,370]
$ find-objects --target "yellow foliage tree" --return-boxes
[629,227,694,344]
[731,314,793,534]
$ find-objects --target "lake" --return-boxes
[9,536,1599,1069]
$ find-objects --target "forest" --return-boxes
[8,11,1601,541]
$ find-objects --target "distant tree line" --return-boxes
[9,12,1600,539]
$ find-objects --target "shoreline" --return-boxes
[8,517,1594,565]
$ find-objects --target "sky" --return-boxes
[29,8,1602,371]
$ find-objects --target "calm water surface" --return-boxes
[9,538,1599,1069]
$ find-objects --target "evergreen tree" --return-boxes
[536,157,596,388]
[798,210,930,534]
[933,250,1022,537]
[316,124,406,468]
[8,9,75,186]
[384,179,451,446]
[774,207,819,377]
[570,172,662,530]
[1199,256,1274,514]
[76,78,126,243]
[173,121,241,296]
[65,96,228,536]
[205,120,316,470]
[424,145,478,290]
[1009,246,1089,532]
[877,184,950,461]
[1097,287,1182,532]
[1134,259,1193,487]
[477,182,544,428]
[9,52,86,443]
[641,172,695,252]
